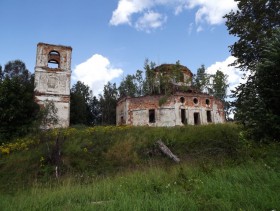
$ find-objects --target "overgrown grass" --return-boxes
[0,161,279,210]
[0,123,279,210]
[1,124,243,183]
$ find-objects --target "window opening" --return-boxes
[207,111,212,123]
[194,112,200,125]
[48,50,60,68]
[121,116,124,125]
[149,109,155,123]
[49,51,59,56]
[193,98,198,104]
[181,109,186,124]
[48,60,59,68]
[206,99,210,105]
[180,97,185,103]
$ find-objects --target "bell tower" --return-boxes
[34,43,72,128]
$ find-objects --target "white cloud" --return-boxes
[189,0,238,31]
[110,0,237,32]
[206,56,244,95]
[110,0,152,26]
[135,11,167,32]
[72,54,123,96]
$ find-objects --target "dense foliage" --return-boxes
[224,0,280,70]
[70,81,93,125]
[0,60,39,141]
[225,0,280,141]
[120,60,228,99]
[70,81,118,126]
[233,30,280,140]
[192,66,230,119]
[99,82,118,125]
[192,65,208,92]
[210,70,229,102]
[192,66,228,102]
[119,70,144,97]
[256,29,280,121]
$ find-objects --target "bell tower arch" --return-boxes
[34,43,72,128]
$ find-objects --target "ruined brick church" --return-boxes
[116,64,225,126]
[34,43,225,128]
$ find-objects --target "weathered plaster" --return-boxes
[116,93,225,127]
[34,43,72,128]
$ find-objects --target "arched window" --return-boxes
[48,50,60,68]
[180,97,185,103]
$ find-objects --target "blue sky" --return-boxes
[0,0,242,96]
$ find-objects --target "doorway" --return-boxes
[194,112,200,125]
[181,109,186,124]
[207,111,212,123]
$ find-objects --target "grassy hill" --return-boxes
[0,124,279,210]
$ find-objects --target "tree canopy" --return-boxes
[0,65,3,81]
[99,82,118,125]
[193,65,208,92]
[255,29,280,139]
[225,0,280,141]
[224,0,280,71]
[3,60,31,82]
[211,70,228,103]
[0,60,39,141]
[70,81,93,125]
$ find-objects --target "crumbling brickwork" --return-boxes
[116,63,225,126]
[34,43,72,128]
[116,93,225,126]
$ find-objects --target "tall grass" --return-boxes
[0,124,268,187]
[0,124,279,210]
[0,161,279,210]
